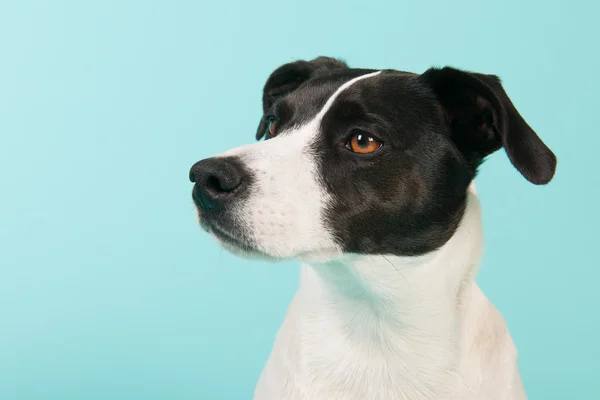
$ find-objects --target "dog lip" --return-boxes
[209,222,257,252]
[192,186,213,211]
[199,221,210,233]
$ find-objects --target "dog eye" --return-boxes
[347,132,383,154]
[265,116,278,138]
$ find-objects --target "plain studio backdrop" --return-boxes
[1,0,598,399]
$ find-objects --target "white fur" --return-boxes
[253,186,526,400]
[207,72,526,399]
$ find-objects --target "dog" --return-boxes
[189,57,556,400]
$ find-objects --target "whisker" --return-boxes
[382,254,410,288]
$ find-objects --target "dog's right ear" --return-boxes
[256,57,348,140]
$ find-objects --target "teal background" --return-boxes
[1,0,598,398]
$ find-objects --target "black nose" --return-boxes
[189,157,247,210]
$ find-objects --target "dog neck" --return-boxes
[260,185,484,399]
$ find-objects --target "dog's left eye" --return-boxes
[346,132,383,154]
[265,116,278,138]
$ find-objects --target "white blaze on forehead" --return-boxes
[215,70,383,260]
[316,70,382,122]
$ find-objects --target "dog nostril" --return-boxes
[206,175,227,193]
[189,170,196,183]
[206,174,243,194]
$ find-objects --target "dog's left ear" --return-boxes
[256,56,348,140]
[422,67,556,184]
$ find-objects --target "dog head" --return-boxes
[189,57,556,260]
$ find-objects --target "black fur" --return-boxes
[421,67,556,185]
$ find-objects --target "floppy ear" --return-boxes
[421,67,556,185]
[255,56,348,140]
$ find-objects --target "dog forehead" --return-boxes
[280,70,383,138]
[318,71,382,116]
[221,71,386,161]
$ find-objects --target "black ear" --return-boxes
[255,56,348,140]
[422,67,556,185]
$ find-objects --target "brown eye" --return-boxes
[348,133,382,154]
[266,116,278,137]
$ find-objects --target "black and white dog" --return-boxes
[189,57,556,400]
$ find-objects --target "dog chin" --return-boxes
[214,239,279,261]
[219,241,344,264]
[207,228,343,263]
[206,226,276,261]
